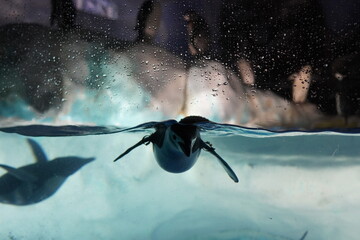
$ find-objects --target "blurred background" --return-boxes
[0,0,359,128]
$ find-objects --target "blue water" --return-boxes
[0,121,359,240]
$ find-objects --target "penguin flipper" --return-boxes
[27,139,48,163]
[114,135,153,162]
[0,164,38,182]
[201,141,239,183]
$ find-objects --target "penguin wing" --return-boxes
[27,139,48,163]
[0,164,38,182]
[113,135,154,162]
[113,121,173,162]
[201,141,239,183]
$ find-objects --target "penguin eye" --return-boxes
[172,135,177,140]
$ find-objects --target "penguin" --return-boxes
[114,116,238,182]
[0,139,94,205]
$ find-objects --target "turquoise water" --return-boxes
[0,122,359,240]
[1,24,359,240]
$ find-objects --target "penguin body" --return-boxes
[114,116,238,182]
[0,139,94,205]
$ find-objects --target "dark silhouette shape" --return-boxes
[333,54,360,121]
[50,0,77,31]
[183,10,211,57]
[0,139,94,205]
[135,0,162,43]
[219,0,327,103]
[114,116,238,182]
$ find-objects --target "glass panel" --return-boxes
[0,0,359,239]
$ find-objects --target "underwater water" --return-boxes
[0,121,359,240]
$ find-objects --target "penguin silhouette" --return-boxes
[114,116,238,182]
[0,139,94,205]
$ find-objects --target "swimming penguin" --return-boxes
[0,139,94,205]
[114,116,238,182]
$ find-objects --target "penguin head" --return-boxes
[169,123,200,157]
[152,123,201,173]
